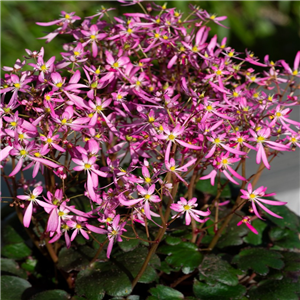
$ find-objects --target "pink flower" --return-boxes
[106,215,127,258]
[240,183,287,219]
[73,154,108,201]
[170,197,210,225]
[17,186,43,227]
[237,216,258,234]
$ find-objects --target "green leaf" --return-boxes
[1,225,31,260]
[1,275,31,299]
[217,215,248,248]
[247,278,300,300]
[30,290,70,300]
[243,219,267,245]
[118,226,149,252]
[111,296,139,300]
[196,179,231,197]
[75,247,159,298]
[57,245,98,272]
[21,257,38,272]
[232,248,284,275]
[264,204,300,231]
[148,285,184,300]
[193,279,246,300]
[165,236,181,245]
[1,258,27,279]
[269,227,300,249]
[281,251,300,276]
[199,254,243,286]
[159,242,203,274]
[157,261,173,274]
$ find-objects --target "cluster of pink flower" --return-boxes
[1,2,299,257]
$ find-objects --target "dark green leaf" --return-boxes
[264,204,300,231]
[1,258,27,279]
[148,285,184,300]
[118,226,149,252]
[269,227,300,249]
[165,236,181,245]
[1,275,31,299]
[159,242,203,274]
[243,219,267,245]
[157,261,173,274]
[248,277,300,300]
[57,245,98,272]
[111,296,139,300]
[199,254,243,286]
[193,279,246,300]
[30,290,70,300]
[1,225,31,260]
[217,215,248,248]
[76,247,159,298]
[232,248,284,275]
[21,257,38,272]
[196,179,231,197]
[279,251,300,282]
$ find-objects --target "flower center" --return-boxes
[113,62,119,68]
[58,211,65,217]
[257,136,265,142]
[90,34,96,40]
[183,205,191,211]
[29,194,36,201]
[170,166,176,171]
[47,138,52,144]
[237,137,244,143]
[20,149,27,156]
[214,138,221,144]
[291,137,297,143]
[168,134,176,141]
[41,64,48,71]
[206,105,213,111]
[145,177,151,184]
[111,230,118,236]
[14,83,21,88]
[75,224,82,229]
[34,152,41,157]
[96,105,103,112]
[144,194,151,200]
[222,159,228,165]
[249,193,256,200]
[275,112,282,117]
[56,82,63,88]
[73,51,80,56]
[84,163,91,169]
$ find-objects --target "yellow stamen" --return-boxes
[14,83,21,88]
[20,149,27,156]
[84,163,91,169]
[257,136,265,142]
[183,204,191,211]
[170,166,176,171]
[145,177,151,184]
[144,194,151,200]
[168,134,176,141]
[113,62,119,68]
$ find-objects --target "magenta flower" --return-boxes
[119,184,161,220]
[106,215,127,258]
[237,216,258,235]
[240,183,287,219]
[73,154,108,201]
[170,197,210,225]
[17,186,43,227]
[67,218,90,241]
